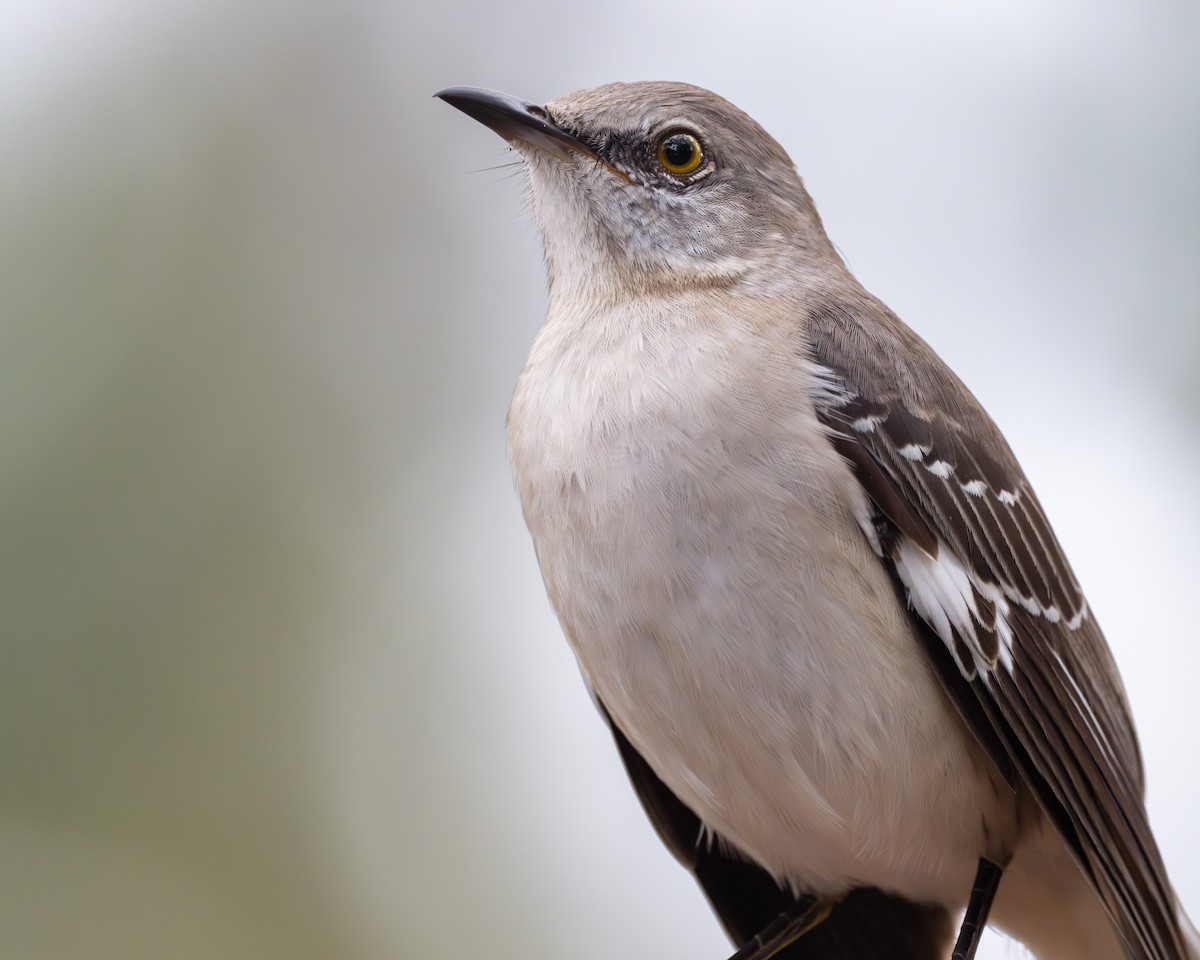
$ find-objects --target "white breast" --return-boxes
[507,294,1017,903]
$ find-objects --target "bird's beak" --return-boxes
[435,86,596,160]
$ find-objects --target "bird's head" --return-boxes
[437,81,838,300]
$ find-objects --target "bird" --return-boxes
[435,81,1199,960]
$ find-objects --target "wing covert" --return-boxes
[805,295,1185,960]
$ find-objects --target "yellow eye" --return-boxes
[656,131,704,176]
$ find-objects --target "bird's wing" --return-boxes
[597,698,955,960]
[805,294,1185,960]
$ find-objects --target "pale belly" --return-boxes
[508,316,1020,906]
[539,470,1012,903]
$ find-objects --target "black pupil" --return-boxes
[663,135,696,168]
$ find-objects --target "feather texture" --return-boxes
[806,294,1185,960]
[600,699,956,960]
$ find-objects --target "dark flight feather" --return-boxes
[805,292,1185,960]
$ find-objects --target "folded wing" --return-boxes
[806,295,1185,960]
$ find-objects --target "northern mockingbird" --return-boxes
[436,82,1199,960]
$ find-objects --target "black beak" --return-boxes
[434,86,597,160]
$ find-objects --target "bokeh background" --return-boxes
[1,1,1197,958]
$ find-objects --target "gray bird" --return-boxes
[436,81,1199,960]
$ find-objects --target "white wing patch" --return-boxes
[810,368,1090,676]
[892,535,1090,679]
[894,538,1015,676]
[851,414,884,434]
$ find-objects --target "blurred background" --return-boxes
[1,1,1197,958]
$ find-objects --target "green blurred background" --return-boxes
[1,1,1197,958]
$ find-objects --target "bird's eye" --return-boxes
[655,131,705,177]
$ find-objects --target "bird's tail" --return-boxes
[1178,897,1200,960]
